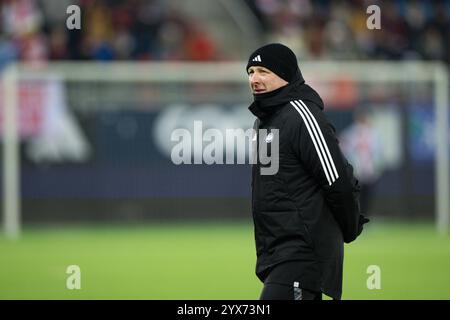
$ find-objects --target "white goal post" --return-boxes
[2,61,449,238]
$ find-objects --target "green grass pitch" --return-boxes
[1,220,449,299]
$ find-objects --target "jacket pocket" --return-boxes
[256,175,291,212]
[257,210,313,254]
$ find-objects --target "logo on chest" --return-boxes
[265,132,274,143]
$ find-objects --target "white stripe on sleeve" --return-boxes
[297,99,339,180]
[290,101,333,185]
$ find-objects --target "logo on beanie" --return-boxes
[252,55,261,62]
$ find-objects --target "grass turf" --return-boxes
[0,220,449,300]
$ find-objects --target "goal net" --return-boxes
[1,61,448,238]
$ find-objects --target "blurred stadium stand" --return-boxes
[1,0,449,226]
[0,0,448,63]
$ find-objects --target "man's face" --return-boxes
[248,66,288,94]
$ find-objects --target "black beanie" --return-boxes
[246,43,301,83]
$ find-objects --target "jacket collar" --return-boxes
[248,73,324,120]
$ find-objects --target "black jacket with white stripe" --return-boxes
[249,74,368,300]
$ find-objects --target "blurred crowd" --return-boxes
[0,0,449,67]
[0,0,219,67]
[247,0,450,63]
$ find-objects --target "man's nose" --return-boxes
[250,73,261,85]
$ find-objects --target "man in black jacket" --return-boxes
[247,43,369,300]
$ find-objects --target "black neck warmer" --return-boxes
[249,71,305,120]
